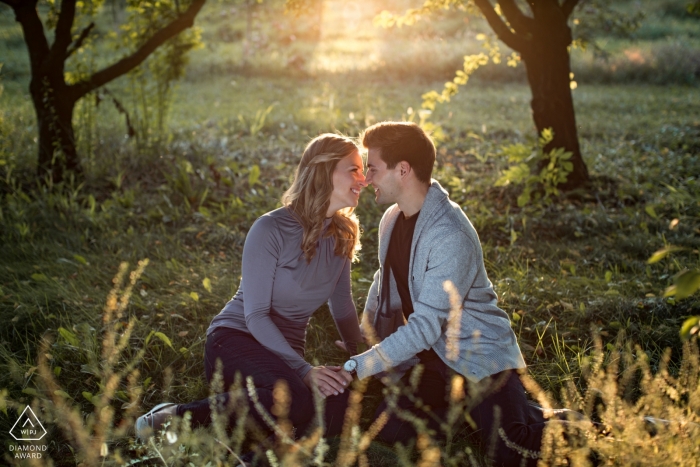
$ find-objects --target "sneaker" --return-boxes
[135,403,177,442]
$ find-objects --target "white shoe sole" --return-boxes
[135,402,177,442]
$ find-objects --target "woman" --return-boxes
[136,134,367,441]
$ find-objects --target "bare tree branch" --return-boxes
[65,22,95,59]
[71,0,206,100]
[499,0,535,35]
[50,0,77,64]
[4,0,49,78]
[561,0,580,19]
[472,0,527,53]
[0,0,22,8]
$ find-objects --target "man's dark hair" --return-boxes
[361,121,436,184]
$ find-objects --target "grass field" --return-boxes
[1,0,700,465]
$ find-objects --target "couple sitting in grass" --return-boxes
[136,122,576,466]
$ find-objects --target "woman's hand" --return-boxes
[303,366,353,398]
[334,340,349,352]
[334,337,369,353]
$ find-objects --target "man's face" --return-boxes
[365,148,401,205]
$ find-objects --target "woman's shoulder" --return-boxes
[250,207,301,236]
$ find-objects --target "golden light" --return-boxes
[306,0,384,74]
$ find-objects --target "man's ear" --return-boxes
[399,161,412,179]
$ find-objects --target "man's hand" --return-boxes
[302,366,353,398]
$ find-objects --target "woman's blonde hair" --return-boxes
[282,133,362,263]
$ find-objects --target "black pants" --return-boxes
[376,359,556,467]
[176,327,349,437]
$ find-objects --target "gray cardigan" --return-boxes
[354,180,526,381]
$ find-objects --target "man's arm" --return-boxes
[352,230,480,379]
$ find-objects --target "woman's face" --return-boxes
[327,150,367,217]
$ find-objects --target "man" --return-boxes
[341,121,552,466]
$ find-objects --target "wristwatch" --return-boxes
[343,358,357,374]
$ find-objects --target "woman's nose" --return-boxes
[357,173,368,187]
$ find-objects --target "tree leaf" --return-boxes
[153,331,174,349]
[680,316,700,342]
[31,273,48,282]
[644,205,658,219]
[647,246,685,264]
[54,390,72,399]
[665,269,700,300]
[73,254,88,265]
[202,277,212,293]
[0,388,7,416]
[248,164,260,186]
[58,327,80,347]
[189,291,199,302]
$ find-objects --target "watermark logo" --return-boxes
[10,406,47,441]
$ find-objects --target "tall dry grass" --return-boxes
[2,263,698,466]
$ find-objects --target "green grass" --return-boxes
[1,0,700,465]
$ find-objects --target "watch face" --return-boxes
[344,359,357,372]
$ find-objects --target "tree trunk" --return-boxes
[4,0,206,185]
[31,73,80,184]
[473,0,589,192]
[521,13,589,190]
[522,48,589,191]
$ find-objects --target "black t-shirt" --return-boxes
[386,211,439,363]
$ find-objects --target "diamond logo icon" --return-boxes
[10,406,47,441]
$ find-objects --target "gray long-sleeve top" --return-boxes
[207,207,363,379]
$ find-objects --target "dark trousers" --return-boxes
[376,359,553,467]
[176,327,349,437]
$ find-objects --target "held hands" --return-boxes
[302,366,353,398]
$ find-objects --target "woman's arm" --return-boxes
[241,216,314,379]
[328,260,364,354]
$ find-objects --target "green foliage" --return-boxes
[681,316,700,341]
[239,104,276,137]
[665,269,700,300]
[570,0,645,55]
[0,63,9,172]
[688,1,700,16]
[105,1,203,149]
[494,128,574,208]
[373,0,479,28]
[648,245,687,264]
[647,241,700,342]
